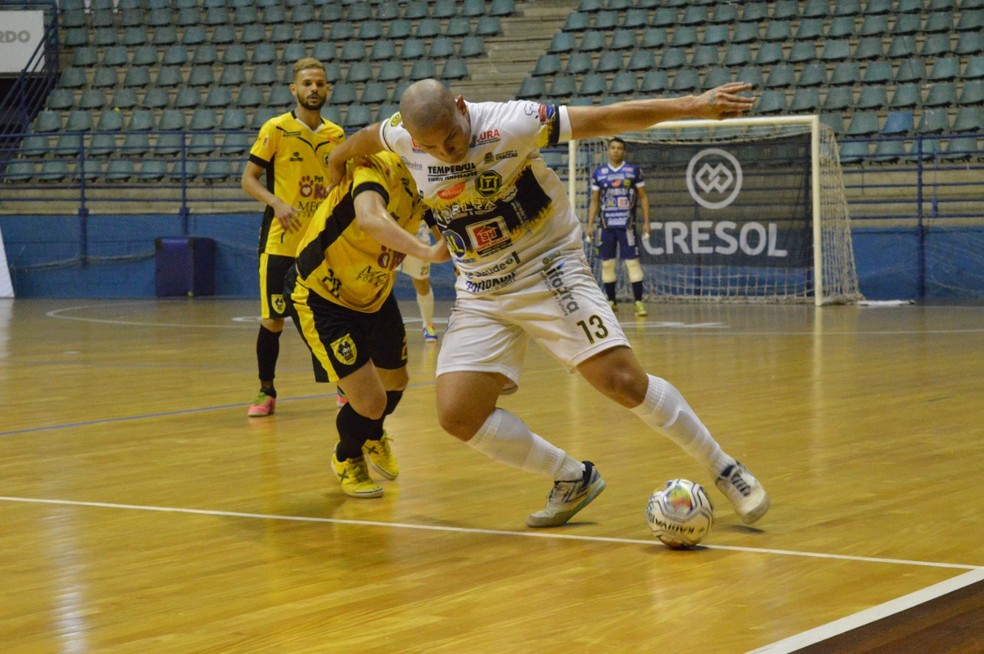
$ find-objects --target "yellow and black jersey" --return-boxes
[248,111,346,257]
[293,152,431,313]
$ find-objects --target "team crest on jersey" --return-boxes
[475,170,502,197]
[331,334,357,365]
[271,294,286,315]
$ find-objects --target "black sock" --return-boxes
[256,326,281,386]
[335,403,384,460]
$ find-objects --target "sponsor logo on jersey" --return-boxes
[427,162,477,182]
[331,334,357,365]
[468,216,511,255]
[464,272,516,294]
[438,182,466,200]
[475,170,502,197]
[483,150,518,165]
[470,250,522,278]
[357,265,389,288]
[537,104,556,125]
[289,151,303,162]
[473,128,501,147]
[540,259,580,316]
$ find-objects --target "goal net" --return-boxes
[567,116,862,305]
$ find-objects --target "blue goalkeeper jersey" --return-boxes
[591,162,645,229]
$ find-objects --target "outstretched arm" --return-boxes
[567,83,756,141]
[327,123,386,186]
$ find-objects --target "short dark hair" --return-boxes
[609,137,626,147]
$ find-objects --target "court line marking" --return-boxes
[0,495,978,572]
[746,567,984,654]
[41,302,984,336]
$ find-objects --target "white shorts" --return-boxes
[399,255,430,280]
[399,222,433,280]
[437,250,630,386]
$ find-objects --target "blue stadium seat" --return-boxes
[757,89,788,114]
[854,36,885,61]
[830,62,861,86]
[928,57,960,81]
[639,27,667,49]
[377,60,405,83]
[923,82,957,107]
[346,62,373,84]
[442,57,469,80]
[826,16,856,38]
[458,36,485,58]
[889,83,921,109]
[788,42,818,64]
[702,67,732,89]
[859,14,889,37]
[798,63,828,87]
[691,45,720,68]
[77,89,107,109]
[702,24,729,46]
[762,20,792,42]
[104,158,135,182]
[823,86,854,111]
[846,111,880,136]
[964,56,984,80]
[639,70,669,93]
[956,31,984,55]
[951,107,983,132]
[609,71,638,95]
[626,50,655,72]
[344,105,372,131]
[882,110,913,135]
[917,108,950,134]
[111,88,138,110]
[764,63,793,89]
[409,60,437,82]
[731,22,760,44]
[789,88,820,113]
[857,86,888,110]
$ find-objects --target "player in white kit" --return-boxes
[327,79,770,528]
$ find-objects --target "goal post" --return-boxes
[569,116,862,306]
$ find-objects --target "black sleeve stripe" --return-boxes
[352,181,390,206]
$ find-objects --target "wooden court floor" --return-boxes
[1,298,982,653]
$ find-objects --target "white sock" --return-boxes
[467,408,584,481]
[416,288,434,326]
[630,375,735,477]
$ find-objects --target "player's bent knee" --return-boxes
[625,258,644,283]
[601,259,617,283]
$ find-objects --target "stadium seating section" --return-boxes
[4,0,984,184]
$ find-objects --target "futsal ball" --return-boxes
[646,479,714,549]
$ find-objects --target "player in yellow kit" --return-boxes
[241,58,345,417]
[284,151,447,497]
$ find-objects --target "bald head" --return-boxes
[400,79,457,133]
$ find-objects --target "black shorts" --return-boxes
[284,267,408,383]
[259,252,295,319]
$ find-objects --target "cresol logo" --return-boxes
[685,148,743,210]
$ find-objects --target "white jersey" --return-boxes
[379,101,583,296]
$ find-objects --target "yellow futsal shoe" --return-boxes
[331,447,383,498]
[634,301,648,317]
[362,431,399,480]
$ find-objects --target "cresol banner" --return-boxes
[634,134,813,269]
